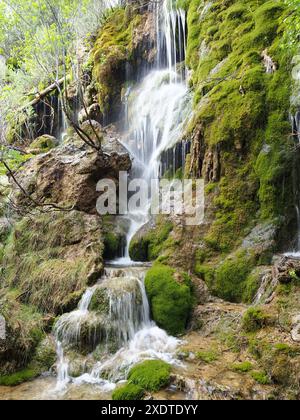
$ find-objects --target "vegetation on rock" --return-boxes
[145,263,193,336]
[128,360,171,392]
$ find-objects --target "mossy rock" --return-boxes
[214,250,257,303]
[29,135,58,154]
[0,367,41,386]
[112,383,145,401]
[231,361,253,373]
[128,360,171,392]
[251,371,271,385]
[129,219,173,262]
[242,307,269,333]
[145,264,192,336]
[89,288,110,314]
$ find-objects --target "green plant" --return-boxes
[196,349,219,363]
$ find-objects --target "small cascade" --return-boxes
[157,1,187,82]
[53,267,179,391]
[159,140,191,178]
[291,110,300,143]
[285,109,300,257]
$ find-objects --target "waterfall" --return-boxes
[53,0,189,394]
[114,1,191,261]
[285,110,300,258]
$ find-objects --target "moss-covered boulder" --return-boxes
[2,211,104,315]
[145,264,193,336]
[128,360,171,392]
[129,218,173,262]
[112,383,145,401]
[28,135,58,154]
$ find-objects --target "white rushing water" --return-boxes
[53,0,189,394]
[54,267,180,392]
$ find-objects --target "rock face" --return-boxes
[10,135,131,214]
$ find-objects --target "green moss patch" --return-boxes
[0,367,40,386]
[231,361,253,373]
[129,219,173,262]
[242,307,270,332]
[128,360,171,392]
[112,383,145,401]
[145,264,193,336]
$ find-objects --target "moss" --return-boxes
[112,383,145,401]
[186,0,293,258]
[29,135,58,154]
[214,250,256,303]
[129,219,173,262]
[89,288,110,314]
[2,211,103,315]
[0,367,40,386]
[231,361,253,373]
[0,149,33,176]
[242,307,269,333]
[145,264,193,336]
[251,371,271,385]
[0,289,45,376]
[196,349,219,363]
[273,343,300,357]
[242,268,262,303]
[128,360,171,392]
[103,232,125,260]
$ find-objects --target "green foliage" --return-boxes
[145,264,193,336]
[128,360,171,392]
[112,383,145,401]
[231,361,253,373]
[242,307,269,332]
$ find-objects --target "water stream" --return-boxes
[51,0,190,397]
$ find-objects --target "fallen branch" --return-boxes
[19,76,70,111]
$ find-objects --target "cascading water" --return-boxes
[285,110,300,258]
[114,1,191,262]
[53,0,190,395]
[54,267,179,392]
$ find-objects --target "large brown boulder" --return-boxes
[10,136,131,214]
